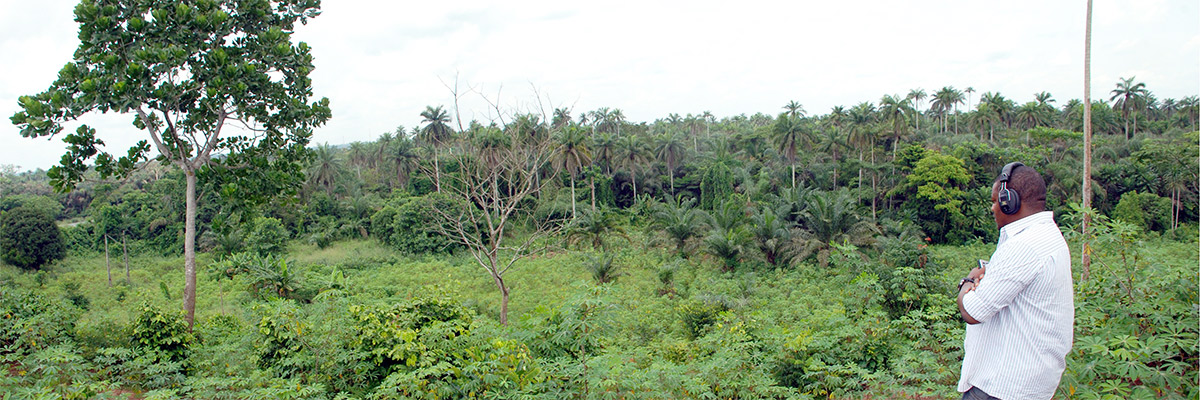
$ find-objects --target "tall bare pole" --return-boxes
[1080,0,1094,280]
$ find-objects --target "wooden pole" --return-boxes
[1080,0,1094,280]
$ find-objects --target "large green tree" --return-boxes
[10,0,331,327]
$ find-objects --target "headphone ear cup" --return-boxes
[999,186,1021,215]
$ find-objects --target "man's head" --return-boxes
[990,162,1047,228]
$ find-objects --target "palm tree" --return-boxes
[847,102,877,200]
[389,135,419,189]
[878,94,915,165]
[554,125,593,218]
[419,105,454,192]
[617,134,649,199]
[965,87,976,112]
[1110,76,1148,139]
[347,141,369,181]
[796,189,878,267]
[931,87,959,134]
[652,195,707,256]
[591,131,617,174]
[564,208,629,251]
[654,130,687,195]
[749,205,799,267]
[783,100,806,118]
[308,143,342,196]
[552,108,572,129]
[907,89,927,131]
[773,113,813,188]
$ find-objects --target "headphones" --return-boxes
[997,162,1024,215]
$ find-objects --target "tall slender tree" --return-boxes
[554,125,593,218]
[10,0,331,328]
[419,105,454,192]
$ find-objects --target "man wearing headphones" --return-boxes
[955,162,1074,400]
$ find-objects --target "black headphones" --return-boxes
[997,162,1024,215]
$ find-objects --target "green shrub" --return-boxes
[0,286,79,356]
[131,303,194,363]
[245,216,289,256]
[370,193,465,254]
[0,207,67,270]
[1112,190,1172,233]
[678,296,729,340]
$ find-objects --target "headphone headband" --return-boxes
[999,162,1024,183]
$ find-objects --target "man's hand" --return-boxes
[968,266,985,282]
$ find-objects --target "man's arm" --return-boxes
[957,266,985,324]
[958,282,981,324]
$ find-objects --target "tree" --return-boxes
[1110,77,1148,140]
[878,94,915,166]
[424,123,561,325]
[554,125,593,218]
[772,113,813,188]
[783,100,806,119]
[419,105,454,192]
[0,207,66,270]
[308,143,342,196]
[654,131,687,195]
[10,0,331,328]
[617,134,649,199]
[652,195,707,256]
[907,89,927,131]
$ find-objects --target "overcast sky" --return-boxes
[1,0,1197,171]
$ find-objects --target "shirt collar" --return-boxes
[998,211,1055,244]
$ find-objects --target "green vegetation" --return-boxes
[0,207,66,270]
[2,2,1198,397]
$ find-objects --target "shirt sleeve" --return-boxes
[962,241,1041,323]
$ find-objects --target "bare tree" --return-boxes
[423,118,563,325]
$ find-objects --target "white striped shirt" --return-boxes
[958,211,1074,400]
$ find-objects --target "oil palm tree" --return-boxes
[654,130,687,195]
[554,125,593,218]
[773,113,813,188]
[1110,76,1148,139]
[907,89,927,131]
[749,204,799,267]
[308,143,343,196]
[783,100,806,118]
[796,189,878,267]
[617,134,649,199]
[878,94,915,165]
[419,105,454,192]
[653,195,707,256]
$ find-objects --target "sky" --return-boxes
[1,0,1197,171]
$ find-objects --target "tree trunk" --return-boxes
[123,234,130,285]
[433,149,442,192]
[590,174,596,212]
[791,163,796,189]
[1081,0,1094,280]
[105,235,112,287]
[493,273,510,325]
[631,169,638,200]
[571,174,577,218]
[184,169,198,329]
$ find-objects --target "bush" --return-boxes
[0,207,66,270]
[245,216,288,256]
[1112,190,1172,233]
[131,303,194,363]
[370,193,465,254]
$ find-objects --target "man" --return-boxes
[956,162,1074,400]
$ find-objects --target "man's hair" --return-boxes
[995,164,1047,211]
